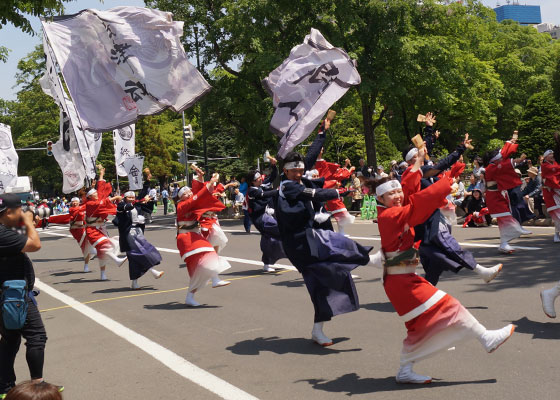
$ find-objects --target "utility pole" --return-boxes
[182,111,189,185]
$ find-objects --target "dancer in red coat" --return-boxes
[176,174,231,307]
[482,136,530,254]
[84,165,126,280]
[373,146,514,384]
[45,197,95,272]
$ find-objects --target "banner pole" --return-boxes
[113,130,120,195]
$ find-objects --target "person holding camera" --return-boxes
[0,194,62,397]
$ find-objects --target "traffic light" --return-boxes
[183,124,194,140]
[177,152,185,164]
[46,141,53,156]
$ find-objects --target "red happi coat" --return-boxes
[484,142,520,217]
[541,160,560,213]
[315,159,351,213]
[85,180,117,245]
[378,173,451,317]
[176,183,225,261]
[191,179,226,233]
[48,204,87,243]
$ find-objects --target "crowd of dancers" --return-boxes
[38,114,560,385]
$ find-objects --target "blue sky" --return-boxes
[0,0,559,101]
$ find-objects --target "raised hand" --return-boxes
[425,112,436,127]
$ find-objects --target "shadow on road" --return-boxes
[53,278,107,284]
[361,302,395,313]
[271,279,305,288]
[226,336,360,356]
[511,316,560,340]
[144,301,221,310]
[296,373,496,395]
[34,257,84,263]
[49,270,90,276]
[92,286,157,294]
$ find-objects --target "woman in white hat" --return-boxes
[84,165,126,281]
[176,174,231,307]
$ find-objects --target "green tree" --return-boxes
[0,0,72,34]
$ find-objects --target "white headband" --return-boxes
[405,148,418,162]
[489,152,502,163]
[284,161,305,170]
[178,186,192,198]
[86,188,97,197]
[544,149,554,158]
[124,191,135,197]
[252,172,261,181]
[376,180,402,197]
[398,161,408,168]
[70,197,80,203]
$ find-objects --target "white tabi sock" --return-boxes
[474,263,502,283]
[83,264,90,273]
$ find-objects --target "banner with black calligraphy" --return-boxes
[114,125,135,177]
[41,6,211,132]
[263,28,361,158]
[123,155,144,191]
[0,124,18,194]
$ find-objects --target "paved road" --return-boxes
[14,215,560,399]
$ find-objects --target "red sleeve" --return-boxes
[449,162,466,178]
[191,179,204,194]
[331,168,351,181]
[47,214,72,225]
[401,168,422,200]
[214,183,225,193]
[500,141,518,159]
[323,180,338,189]
[96,180,113,199]
[403,175,452,227]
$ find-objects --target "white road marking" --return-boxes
[34,279,259,400]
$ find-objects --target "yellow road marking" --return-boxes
[40,270,293,313]
[464,233,552,242]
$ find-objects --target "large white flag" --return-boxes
[51,135,87,194]
[114,125,135,177]
[123,155,144,190]
[0,124,18,194]
[40,36,98,180]
[263,28,361,158]
[41,6,211,132]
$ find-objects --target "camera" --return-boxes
[22,205,51,219]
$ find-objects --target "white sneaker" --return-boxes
[100,271,108,281]
[479,324,515,353]
[185,292,201,307]
[151,269,164,279]
[83,264,90,273]
[395,363,432,384]
[554,233,560,243]
[475,264,502,283]
[498,243,515,254]
[131,279,140,290]
[541,286,560,318]
[311,322,333,346]
[263,264,276,273]
[520,228,532,235]
[211,276,231,288]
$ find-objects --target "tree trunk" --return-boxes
[401,103,411,142]
[361,93,377,168]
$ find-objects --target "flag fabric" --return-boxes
[0,124,18,194]
[40,35,98,182]
[262,28,361,158]
[114,125,135,177]
[41,6,211,133]
[51,133,87,194]
[123,155,144,190]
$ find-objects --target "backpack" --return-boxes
[1,280,28,330]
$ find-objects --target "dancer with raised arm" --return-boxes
[373,146,514,384]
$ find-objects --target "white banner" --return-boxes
[123,155,144,190]
[114,125,135,177]
[41,35,98,180]
[51,136,87,194]
[263,28,361,158]
[0,124,18,194]
[41,6,211,132]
